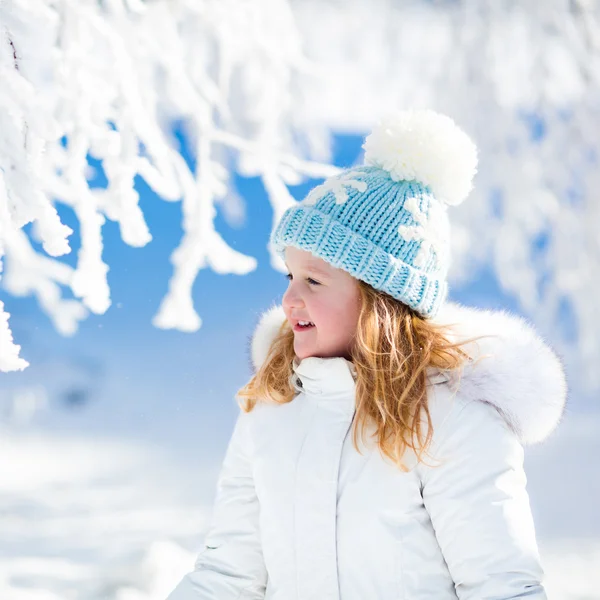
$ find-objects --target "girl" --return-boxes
[168,110,567,599]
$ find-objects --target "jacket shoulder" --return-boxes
[421,381,524,473]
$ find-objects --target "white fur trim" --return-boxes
[250,304,287,372]
[248,302,567,446]
[433,302,568,445]
[362,110,478,206]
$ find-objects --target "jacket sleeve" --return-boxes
[416,398,547,600]
[166,408,267,600]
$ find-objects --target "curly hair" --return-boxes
[236,280,473,471]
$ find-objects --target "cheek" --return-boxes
[338,292,361,335]
[340,309,359,340]
[315,298,358,340]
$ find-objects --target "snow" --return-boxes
[0,431,202,599]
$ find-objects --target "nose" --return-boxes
[282,279,304,312]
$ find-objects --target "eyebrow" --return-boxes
[284,261,331,277]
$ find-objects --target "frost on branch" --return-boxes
[1,0,600,391]
[0,301,28,372]
[0,0,335,370]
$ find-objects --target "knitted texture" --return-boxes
[270,110,477,318]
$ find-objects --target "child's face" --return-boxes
[282,246,361,360]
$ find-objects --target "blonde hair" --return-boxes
[236,279,472,471]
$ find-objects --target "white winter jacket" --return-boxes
[167,302,567,600]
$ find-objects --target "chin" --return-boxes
[294,344,317,360]
[297,346,352,361]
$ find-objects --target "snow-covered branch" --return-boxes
[1,0,599,390]
[0,0,332,368]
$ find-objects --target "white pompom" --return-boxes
[362,110,478,206]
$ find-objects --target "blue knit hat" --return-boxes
[270,110,478,318]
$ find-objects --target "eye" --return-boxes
[284,273,320,286]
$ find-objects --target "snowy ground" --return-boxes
[0,431,205,600]
[0,410,597,599]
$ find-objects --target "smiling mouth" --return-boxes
[293,322,315,332]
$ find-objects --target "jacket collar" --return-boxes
[247,302,568,445]
[291,355,357,398]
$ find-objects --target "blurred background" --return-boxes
[1,1,598,598]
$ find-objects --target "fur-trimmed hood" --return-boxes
[246,302,568,446]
